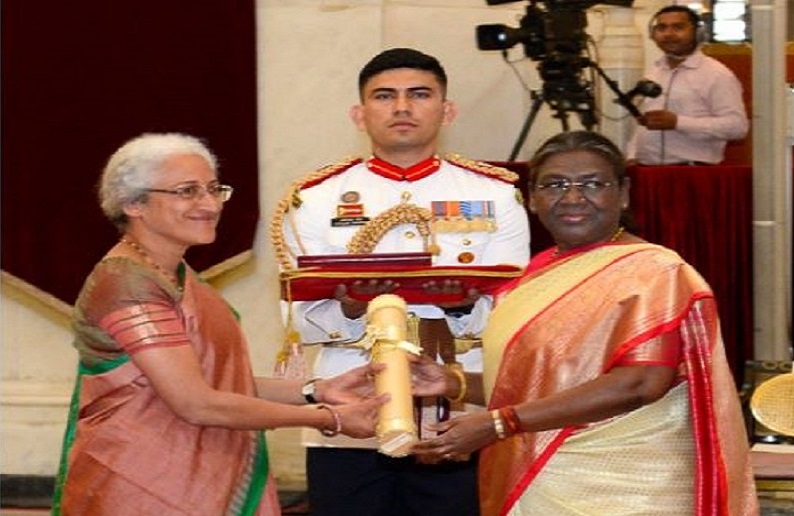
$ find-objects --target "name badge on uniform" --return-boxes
[332,191,370,227]
[431,200,497,233]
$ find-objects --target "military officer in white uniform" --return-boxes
[271,48,530,516]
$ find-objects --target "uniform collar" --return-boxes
[366,156,441,182]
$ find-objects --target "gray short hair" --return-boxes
[99,133,218,230]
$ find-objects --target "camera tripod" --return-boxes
[507,60,642,161]
[508,88,597,161]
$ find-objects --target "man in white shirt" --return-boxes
[626,5,749,165]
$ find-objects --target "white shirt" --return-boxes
[626,50,748,165]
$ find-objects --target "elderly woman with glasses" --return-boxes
[410,131,758,515]
[52,133,389,515]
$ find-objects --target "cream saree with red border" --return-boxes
[480,243,757,516]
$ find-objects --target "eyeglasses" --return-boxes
[144,183,234,202]
[533,179,617,199]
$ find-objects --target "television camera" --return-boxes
[476,0,660,159]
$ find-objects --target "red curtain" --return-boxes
[628,165,754,382]
[1,0,259,305]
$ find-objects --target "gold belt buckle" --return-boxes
[454,338,482,354]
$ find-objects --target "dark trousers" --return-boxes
[306,447,479,516]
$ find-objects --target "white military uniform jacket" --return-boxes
[278,155,530,447]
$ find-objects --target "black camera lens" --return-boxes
[476,24,519,50]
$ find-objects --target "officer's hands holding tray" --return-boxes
[421,280,481,313]
[335,280,399,319]
[280,251,522,305]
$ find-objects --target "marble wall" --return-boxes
[2,0,656,489]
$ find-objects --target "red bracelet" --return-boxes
[499,406,521,436]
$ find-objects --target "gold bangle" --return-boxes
[491,409,506,439]
[444,365,467,404]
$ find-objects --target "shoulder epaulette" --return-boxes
[291,156,363,206]
[270,156,362,270]
[443,153,519,184]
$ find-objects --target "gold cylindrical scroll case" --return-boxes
[367,294,417,457]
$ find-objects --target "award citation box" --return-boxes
[280,253,524,303]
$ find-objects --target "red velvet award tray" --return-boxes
[297,252,433,268]
[281,253,523,303]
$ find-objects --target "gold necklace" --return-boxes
[554,226,625,256]
[120,236,181,288]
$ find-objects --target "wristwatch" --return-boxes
[301,378,319,404]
